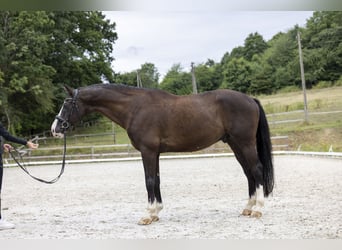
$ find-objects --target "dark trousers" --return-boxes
[0,154,3,219]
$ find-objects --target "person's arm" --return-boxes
[0,125,27,146]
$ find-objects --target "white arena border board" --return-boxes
[4,151,342,168]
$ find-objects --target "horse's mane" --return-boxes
[81,83,171,96]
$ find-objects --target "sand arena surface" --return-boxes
[0,155,341,239]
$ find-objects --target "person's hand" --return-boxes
[3,144,13,152]
[27,141,39,149]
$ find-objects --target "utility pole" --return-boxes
[112,122,116,144]
[191,62,198,94]
[136,70,142,88]
[297,30,309,123]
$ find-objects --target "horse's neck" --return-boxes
[82,87,136,129]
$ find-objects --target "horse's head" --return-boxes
[51,86,83,138]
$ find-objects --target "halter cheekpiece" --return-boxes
[55,89,79,132]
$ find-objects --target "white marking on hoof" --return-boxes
[242,194,256,216]
[243,186,265,218]
[249,185,264,218]
[253,185,264,212]
[138,201,163,225]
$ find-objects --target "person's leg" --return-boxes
[0,154,3,220]
[0,155,15,230]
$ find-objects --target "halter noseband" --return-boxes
[55,89,79,132]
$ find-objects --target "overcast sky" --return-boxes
[104,11,314,79]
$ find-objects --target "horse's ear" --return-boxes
[64,85,74,97]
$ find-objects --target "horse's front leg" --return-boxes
[138,151,163,225]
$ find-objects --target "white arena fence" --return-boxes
[3,136,290,167]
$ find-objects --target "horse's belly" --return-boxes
[160,131,222,153]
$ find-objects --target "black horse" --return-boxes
[51,84,274,225]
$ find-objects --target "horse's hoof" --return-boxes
[250,211,262,218]
[151,215,159,222]
[138,217,153,225]
[242,209,252,216]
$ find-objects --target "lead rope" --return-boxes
[9,134,67,184]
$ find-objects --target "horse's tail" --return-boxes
[254,98,274,197]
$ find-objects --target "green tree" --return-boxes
[0,11,56,133]
[114,71,137,86]
[46,11,117,88]
[261,30,298,90]
[248,55,275,94]
[220,33,269,93]
[243,32,268,61]
[265,31,297,69]
[0,11,117,135]
[138,62,160,88]
[159,64,192,95]
[303,11,342,83]
[220,46,244,66]
[221,57,251,93]
[114,62,160,88]
[196,60,222,92]
[230,46,245,59]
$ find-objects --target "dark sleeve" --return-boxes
[0,124,27,146]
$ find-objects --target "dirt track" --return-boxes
[0,155,341,239]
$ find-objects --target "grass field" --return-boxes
[257,86,342,152]
[259,86,342,113]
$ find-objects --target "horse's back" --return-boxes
[136,88,258,130]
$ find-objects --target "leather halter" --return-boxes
[55,89,79,133]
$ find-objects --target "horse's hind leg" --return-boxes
[228,140,264,218]
[138,150,163,225]
[154,153,163,214]
[241,174,257,216]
